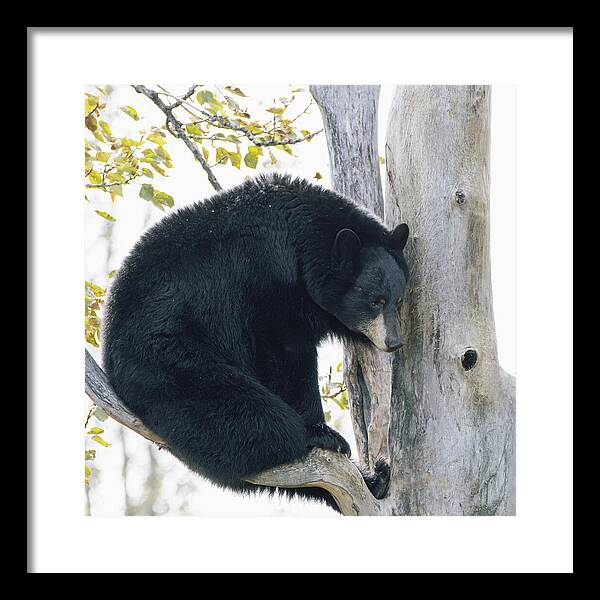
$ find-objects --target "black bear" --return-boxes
[103,173,409,511]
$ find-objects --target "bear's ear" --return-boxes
[332,228,362,261]
[390,223,409,252]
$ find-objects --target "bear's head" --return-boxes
[328,224,409,352]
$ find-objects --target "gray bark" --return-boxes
[311,84,516,516]
[310,85,392,471]
[384,85,516,515]
[85,350,166,447]
[247,448,382,516]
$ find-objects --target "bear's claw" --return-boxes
[306,423,351,457]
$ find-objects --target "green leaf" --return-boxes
[266,107,285,115]
[139,183,154,202]
[379,156,385,164]
[107,271,118,280]
[120,105,139,120]
[93,406,109,421]
[95,210,116,222]
[243,151,258,169]
[336,362,343,372]
[142,168,154,178]
[185,124,203,136]
[197,90,216,105]
[153,190,174,208]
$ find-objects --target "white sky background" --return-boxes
[85,84,516,517]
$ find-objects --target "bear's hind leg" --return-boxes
[143,365,310,488]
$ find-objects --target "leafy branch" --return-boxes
[132,84,223,191]
[132,84,323,183]
[84,89,176,217]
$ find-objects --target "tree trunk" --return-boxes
[310,85,392,472]
[312,84,516,516]
[384,85,515,516]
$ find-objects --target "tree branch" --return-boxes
[246,449,381,516]
[84,349,381,515]
[185,113,323,148]
[132,84,222,192]
[85,350,165,447]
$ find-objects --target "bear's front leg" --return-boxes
[276,341,352,458]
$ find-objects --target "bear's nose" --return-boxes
[385,334,403,352]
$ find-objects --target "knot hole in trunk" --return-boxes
[461,348,478,371]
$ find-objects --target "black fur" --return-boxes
[103,173,409,511]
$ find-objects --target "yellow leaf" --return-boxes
[95,151,110,162]
[120,105,139,120]
[225,86,247,97]
[228,151,241,169]
[95,210,117,222]
[91,435,111,447]
[99,120,113,137]
[88,171,102,185]
[147,132,166,145]
[314,172,323,180]
[87,427,104,434]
